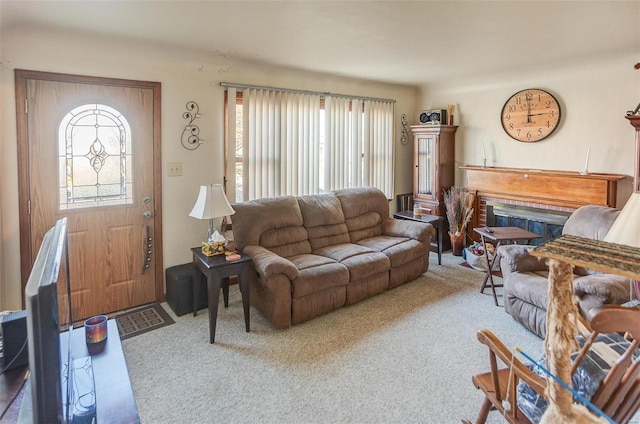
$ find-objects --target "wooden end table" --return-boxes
[393,211,445,265]
[191,248,252,343]
[473,227,542,306]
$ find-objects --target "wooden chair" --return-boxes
[464,305,640,424]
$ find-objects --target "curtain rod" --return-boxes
[219,82,396,103]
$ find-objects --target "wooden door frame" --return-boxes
[14,69,164,307]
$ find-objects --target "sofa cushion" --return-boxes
[298,193,350,250]
[314,243,390,281]
[357,236,423,268]
[334,187,389,243]
[562,205,620,240]
[288,254,349,298]
[232,196,312,257]
[260,226,311,258]
[563,205,620,276]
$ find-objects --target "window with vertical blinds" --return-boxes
[224,85,394,203]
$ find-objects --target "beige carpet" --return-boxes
[122,252,542,423]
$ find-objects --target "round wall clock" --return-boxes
[500,88,561,142]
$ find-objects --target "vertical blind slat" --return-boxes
[234,88,393,200]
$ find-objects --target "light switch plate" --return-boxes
[167,162,182,177]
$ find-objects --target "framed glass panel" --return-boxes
[58,104,132,210]
[417,137,433,195]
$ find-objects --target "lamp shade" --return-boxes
[604,191,640,247]
[188,184,235,220]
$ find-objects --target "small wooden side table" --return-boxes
[473,227,542,306]
[191,248,252,343]
[393,211,445,265]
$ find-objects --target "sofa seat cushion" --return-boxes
[314,243,390,281]
[357,236,423,268]
[288,254,349,298]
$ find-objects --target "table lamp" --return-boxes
[603,191,640,298]
[189,184,235,243]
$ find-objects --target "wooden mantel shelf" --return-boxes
[461,165,627,209]
[461,166,629,231]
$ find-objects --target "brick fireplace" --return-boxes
[461,166,628,242]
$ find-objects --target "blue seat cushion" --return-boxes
[516,332,637,423]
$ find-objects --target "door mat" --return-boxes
[113,303,175,340]
[459,261,502,278]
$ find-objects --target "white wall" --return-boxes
[0,25,418,310]
[420,51,639,199]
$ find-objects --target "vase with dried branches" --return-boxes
[444,186,475,256]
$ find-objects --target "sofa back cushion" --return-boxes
[232,196,311,258]
[298,193,350,250]
[563,205,620,275]
[334,187,390,243]
[563,205,620,240]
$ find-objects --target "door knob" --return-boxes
[143,211,153,219]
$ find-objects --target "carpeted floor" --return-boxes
[122,252,543,424]
[113,303,175,340]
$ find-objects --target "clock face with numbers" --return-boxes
[500,89,561,142]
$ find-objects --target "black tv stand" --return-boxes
[15,320,139,423]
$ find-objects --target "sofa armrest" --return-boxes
[574,274,632,304]
[243,245,299,280]
[382,218,432,243]
[498,244,547,273]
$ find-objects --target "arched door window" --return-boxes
[58,104,132,210]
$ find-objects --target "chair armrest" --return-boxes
[242,245,299,280]
[382,218,432,243]
[498,244,548,273]
[476,329,547,396]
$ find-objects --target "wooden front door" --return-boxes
[15,70,163,321]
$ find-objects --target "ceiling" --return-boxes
[2,1,638,86]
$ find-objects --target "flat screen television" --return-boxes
[23,217,75,423]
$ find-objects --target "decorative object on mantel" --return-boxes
[189,184,235,255]
[482,142,487,168]
[530,235,640,423]
[579,146,591,175]
[447,104,455,125]
[181,101,203,150]
[501,88,561,142]
[443,186,474,256]
[400,114,410,145]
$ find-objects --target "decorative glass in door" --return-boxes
[58,104,133,210]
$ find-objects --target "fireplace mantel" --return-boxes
[461,165,628,231]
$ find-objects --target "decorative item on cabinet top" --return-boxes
[181,101,203,150]
[419,109,447,125]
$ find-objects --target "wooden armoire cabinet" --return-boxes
[410,125,458,217]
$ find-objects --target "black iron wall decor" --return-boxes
[401,114,410,145]
[182,101,202,150]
